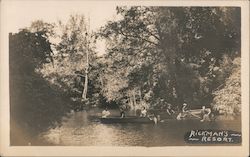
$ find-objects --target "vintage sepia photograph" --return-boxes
[0,0,249,156]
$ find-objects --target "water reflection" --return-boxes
[39,110,241,146]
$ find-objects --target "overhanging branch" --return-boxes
[119,29,159,46]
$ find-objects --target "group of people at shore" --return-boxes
[175,103,212,122]
[101,102,212,122]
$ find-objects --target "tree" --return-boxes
[9,29,53,71]
[100,6,241,110]
[99,7,157,108]
[29,20,55,38]
[38,14,100,109]
[212,57,240,118]
[10,28,71,145]
[29,20,56,65]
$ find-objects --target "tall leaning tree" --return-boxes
[39,14,97,101]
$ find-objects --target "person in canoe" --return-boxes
[119,105,126,118]
[166,103,175,118]
[177,102,189,120]
[182,102,188,112]
[102,107,111,118]
[200,106,211,122]
[140,106,147,117]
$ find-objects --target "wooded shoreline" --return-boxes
[9,7,241,145]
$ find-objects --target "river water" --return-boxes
[38,109,241,146]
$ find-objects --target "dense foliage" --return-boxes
[37,15,105,109]
[99,7,240,111]
[212,57,241,116]
[9,29,71,145]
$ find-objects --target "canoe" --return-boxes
[99,117,154,124]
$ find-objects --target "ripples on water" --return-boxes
[39,110,241,146]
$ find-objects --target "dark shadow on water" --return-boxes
[10,71,73,146]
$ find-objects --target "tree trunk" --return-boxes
[82,41,89,100]
[82,71,88,99]
[129,95,134,110]
[139,89,142,105]
[82,50,89,99]
[100,76,104,88]
[133,90,136,107]
[82,19,90,100]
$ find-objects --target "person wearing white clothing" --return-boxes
[102,108,110,118]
